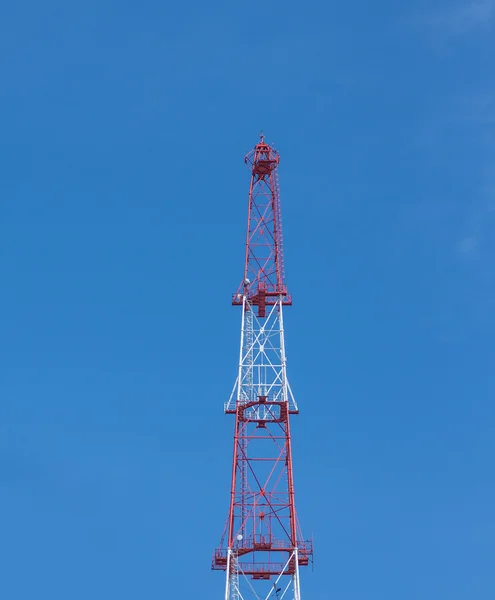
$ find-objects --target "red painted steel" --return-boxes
[213,395,313,577]
[232,134,291,316]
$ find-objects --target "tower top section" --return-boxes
[233,134,291,316]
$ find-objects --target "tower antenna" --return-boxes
[212,136,313,600]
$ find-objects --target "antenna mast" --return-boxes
[212,136,313,600]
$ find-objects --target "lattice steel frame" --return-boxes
[212,136,312,600]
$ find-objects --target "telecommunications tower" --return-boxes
[212,135,313,600]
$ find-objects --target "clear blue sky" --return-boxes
[1,1,494,598]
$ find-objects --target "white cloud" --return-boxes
[458,236,478,256]
[415,89,495,283]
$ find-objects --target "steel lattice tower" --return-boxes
[212,135,313,600]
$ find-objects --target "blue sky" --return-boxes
[1,1,494,598]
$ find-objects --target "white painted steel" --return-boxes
[225,297,298,415]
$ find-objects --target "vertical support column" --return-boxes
[278,298,288,401]
[224,549,231,600]
[241,304,253,540]
[231,552,240,600]
[278,298,298,546]
[237,297,248,403]
[292,548,302,600]
[224,549,241,600]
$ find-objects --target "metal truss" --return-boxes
[213,135,311,600]
[225,298,298,415]
[213,296,311,599]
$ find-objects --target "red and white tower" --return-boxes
[212,135,313,600]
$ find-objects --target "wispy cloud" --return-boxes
[407,3,495,337]
[458,201,495,261]
[421,0,495,37]
[457,235,478,256]
[414,90,495,337]
[450,94,495,263]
